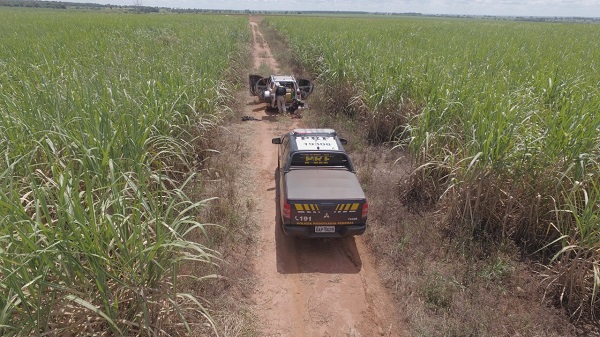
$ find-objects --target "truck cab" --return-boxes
[272,129,368,238]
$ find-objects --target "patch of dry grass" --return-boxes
[182,122,260,337]
[179,32,260,337]
[300,87,579,337]
[354,143,576,337]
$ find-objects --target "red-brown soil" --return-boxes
[232,18,404,337]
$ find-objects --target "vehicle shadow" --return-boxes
[274,169,363,275]
[247,99,276,114]
[246,99,263,106]
[261,109,280,122]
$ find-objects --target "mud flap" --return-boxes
[297,78,314,99]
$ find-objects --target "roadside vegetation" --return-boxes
[3,8,598,335]
[0,9,249,336]
[263,16,600,334]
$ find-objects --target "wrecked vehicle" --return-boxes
[249,74,313,112]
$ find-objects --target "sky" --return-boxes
[69,0,600,17]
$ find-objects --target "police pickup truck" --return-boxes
[272,129,368,238]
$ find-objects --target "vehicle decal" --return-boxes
[302,154,331,165]
[294,203,320,213]
[289,152,351,168]
[295,203,361,214]
[295,136,339,151]
[296,221,355,226]
[334,203,360,213]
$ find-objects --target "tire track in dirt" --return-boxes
[244,18,403,337]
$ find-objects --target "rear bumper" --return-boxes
[282,224,366,238]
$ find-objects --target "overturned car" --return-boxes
[249,74,314,112]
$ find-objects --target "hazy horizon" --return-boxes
[46,0,600,18]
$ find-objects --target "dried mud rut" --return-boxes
[239,18,404,337]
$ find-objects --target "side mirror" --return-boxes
[339,138,348,145]
[272,137,282,144]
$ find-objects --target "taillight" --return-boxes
[283,200,291,219]
[361,202,369,219]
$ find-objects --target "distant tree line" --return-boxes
[0,0,69,9]
[513,15,600,23]
[0,0,598,23]
[0,0,159,12]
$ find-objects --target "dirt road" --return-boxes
[241,18,403,337]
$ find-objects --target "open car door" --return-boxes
[255,77,271,102]
[248,75,264,96]
[297,78,314,99]
[249,75,271,102]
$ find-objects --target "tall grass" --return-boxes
[0,9,248,335]
[266,16,600,316]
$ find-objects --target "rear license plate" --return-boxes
[315,226,335,233]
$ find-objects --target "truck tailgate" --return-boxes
[285,169,365,200]
[284,169,366,227]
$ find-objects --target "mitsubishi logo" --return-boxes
[324,213,330,218]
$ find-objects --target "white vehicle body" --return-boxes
[249,74,314,111]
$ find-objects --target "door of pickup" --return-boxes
[297,78,314,99]
[248,75,270,101]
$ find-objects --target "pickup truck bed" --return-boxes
[286,169,366,201]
